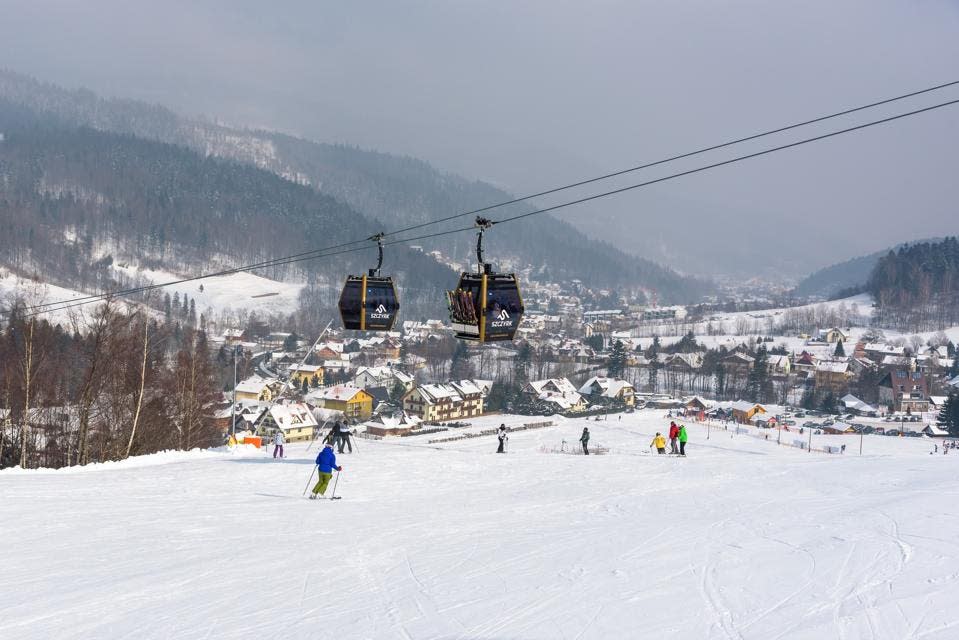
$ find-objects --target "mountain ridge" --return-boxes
[0,68,711,303]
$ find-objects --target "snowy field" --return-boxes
[2,412,959,639]
[112,265,305,318]
[0,269,143,325]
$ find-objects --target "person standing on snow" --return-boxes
[497,424,508,453]
[273,430,285,459]
[678,424,689,456]
[338,419,353,454]
[310,443,343,499]
[650,432,666,454]
[580,427,590,455]
[668,421,679,454]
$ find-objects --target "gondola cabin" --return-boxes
[447,266,524,342]
[339,275,399,331]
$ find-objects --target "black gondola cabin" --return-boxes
[447,266,524,342]
[339,275,399,331]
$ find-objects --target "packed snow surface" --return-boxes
[112,265,305,317]
[2,412,959,639]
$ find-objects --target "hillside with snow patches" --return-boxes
[2,411,958,639]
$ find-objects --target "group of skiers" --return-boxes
[271,418,356,459]
[325,419,355,454]
[650,421,688,456]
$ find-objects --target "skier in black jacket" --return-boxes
[580,427,590,455]
[497,424,508,453]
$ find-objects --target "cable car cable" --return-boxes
[18,78,958,315]
[13,94,959,319]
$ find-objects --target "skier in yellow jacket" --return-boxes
[650,432,667,454]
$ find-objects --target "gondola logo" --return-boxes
[490,309,513,328]
[370,304,391,320]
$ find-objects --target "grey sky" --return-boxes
[2,0,958,278]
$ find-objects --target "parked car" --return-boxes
[784,420,797,426]
[794,412,806,418]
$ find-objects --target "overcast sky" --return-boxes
[2,0,958,278]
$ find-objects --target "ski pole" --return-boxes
[330,469,341,499]
[303,465,318,496]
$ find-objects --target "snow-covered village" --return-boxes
[3,4,959,639]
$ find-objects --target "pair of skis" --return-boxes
[303,465,343,500]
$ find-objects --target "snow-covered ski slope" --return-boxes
[2,412,959,639]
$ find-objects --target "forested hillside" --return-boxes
[0,100,453,328]
[0,69,710,302]
[792,238,943,300]
[868,236,959,331]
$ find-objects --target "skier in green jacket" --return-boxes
[679,424,688,456]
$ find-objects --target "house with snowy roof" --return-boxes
[353,366,415,394]
[578,377,636,406]
[288,364,324,387]
[878,370,929,413]
[258,403,319,442]
[234,375,280,402]
[730,401,765,424]
[722,352,755,376]
[310,385,374,421]
[665,353,704,372]
[840,394,878,416]
[524,378,588,413]
[362,411,424,437]
[814,360,852,392]
[402,380,487,422]
[817,328,848,344]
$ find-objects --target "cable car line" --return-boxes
[18,79,958,316]
[11,94,959,320]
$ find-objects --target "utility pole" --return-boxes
[859,428,864,456]
[231,345,240,439]
[808,427,812,453]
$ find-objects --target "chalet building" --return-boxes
[722,352,755,376]
[879,370,930,413]
[258,403,318,442]
[312,385,374,421]
[665,353,704,372]
[863,343,906,363]
[578,377,636,406]
[792,351,817,376]
[362,412,424,437]
[288,364,323,387]
[814,361,852,392]
[353,366,414,393]
[730,401,766,424]
[234,375,279,402]
[817,328,848,344]
[524,378,588,413]
[840,394,878,416]
[765,354,792,377]
[402,380,486,422]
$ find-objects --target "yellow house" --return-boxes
[258,403,319,442]
[316,385,374,421]
[234,376,277,402]
[731,401,765,424]
[289,364,324,387]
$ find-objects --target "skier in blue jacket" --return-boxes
[310,443,343,499]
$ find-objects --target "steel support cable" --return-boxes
[14,94,959,318]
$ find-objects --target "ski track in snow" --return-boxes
[2,412,959,639]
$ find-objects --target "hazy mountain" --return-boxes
[0,98,454,324]
[0,69,711,303]
[791,238,943,299]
